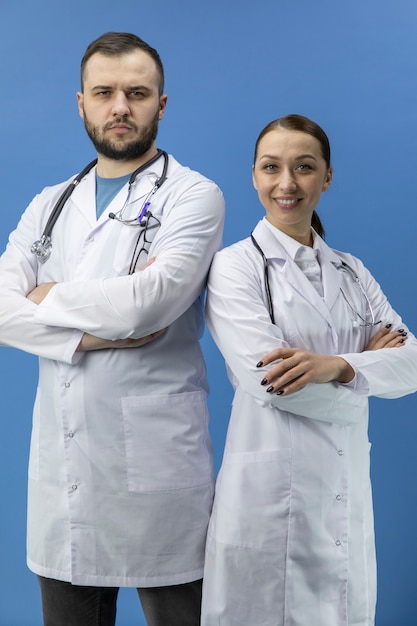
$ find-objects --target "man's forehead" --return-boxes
[83,50,159,86]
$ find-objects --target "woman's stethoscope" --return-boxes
[251,233,382,328]
[31,149,168,274]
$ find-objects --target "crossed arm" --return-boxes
[26,258,165,352]
[256,324,407,396]
[206,244,417,417]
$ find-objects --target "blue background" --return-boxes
[0,1,416,624]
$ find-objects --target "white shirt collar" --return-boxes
[262,217,320,262]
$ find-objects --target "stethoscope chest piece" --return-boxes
[31,235,52,264]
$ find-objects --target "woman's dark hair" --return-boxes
[80,32,165,95]
[253,114,331,238]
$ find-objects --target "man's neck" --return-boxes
[96,146,159,178]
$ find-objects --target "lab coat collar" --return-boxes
[251,219,344,323]
[70,154,169,229]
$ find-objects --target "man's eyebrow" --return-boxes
[90,84,151,91]
[90,84,112,91]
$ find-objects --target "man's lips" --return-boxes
[108,124,133,133]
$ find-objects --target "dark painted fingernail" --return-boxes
[399,328,404,333]
[401,332,407,336]
[385,323,392,329]
[266,386,274,393]
[400,338,405,343]
[256,361,263,368]
[261,378,268,386]
[276,390,284,396]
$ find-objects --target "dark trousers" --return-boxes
[38,576,203,626]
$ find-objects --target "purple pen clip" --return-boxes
[138,202,151,223]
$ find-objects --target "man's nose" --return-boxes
[111,92,130,116]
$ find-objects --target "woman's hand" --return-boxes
[256,348,354,396]
[364,324,407,350]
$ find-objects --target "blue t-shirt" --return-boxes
[95,173,130,219]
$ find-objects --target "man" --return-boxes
[0,32,224,626]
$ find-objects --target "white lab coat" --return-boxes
[201,218,417,626]
[0,154,225,587]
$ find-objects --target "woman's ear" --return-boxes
[322,167,333,192]
[252,165,258,191]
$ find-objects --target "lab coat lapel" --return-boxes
[251,220,335,327]
[70,168,98,228]
[316,238,344,312]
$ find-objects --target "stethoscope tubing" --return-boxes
[31,150,168,263]
[250,232,381,328]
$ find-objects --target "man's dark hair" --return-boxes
[80,32,165,94]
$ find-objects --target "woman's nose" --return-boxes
[278,169,297,192]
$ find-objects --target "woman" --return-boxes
[201,114,417,625]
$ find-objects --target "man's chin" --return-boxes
[96,142,151,161]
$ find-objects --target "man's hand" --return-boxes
[77,328,166,352]
[27,282,57,304]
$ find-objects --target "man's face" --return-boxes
[77,50,167,161]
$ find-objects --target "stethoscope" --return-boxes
[251,233,382,328]
[31,149,168,274]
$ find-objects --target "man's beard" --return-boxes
[83,111,159,161]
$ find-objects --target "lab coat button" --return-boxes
[64,382,71,388]
[68,432,74,438]
[335,540,342,546]
[336,494,342,501]
[337,449,344,456]
[71,484,78,491]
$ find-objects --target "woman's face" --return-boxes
[252,128,332,245]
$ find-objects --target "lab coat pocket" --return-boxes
[212,449,292,550]
[122,390,213,492]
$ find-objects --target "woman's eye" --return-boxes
[264,164,277,172]
[296,163,313,171]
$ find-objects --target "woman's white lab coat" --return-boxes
[0,154,225,587]
[201,218,417,626]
